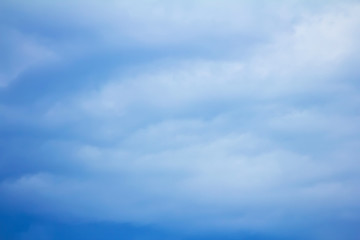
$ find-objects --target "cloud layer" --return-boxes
[1,1,360,239]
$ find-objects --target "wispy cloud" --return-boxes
[1,0,360,239]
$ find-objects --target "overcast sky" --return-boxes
[1,1,360,239]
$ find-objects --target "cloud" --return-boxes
[1,0,360,239]
[0,29,57,88]
[39,1,360,123]
[2,117,360,233]
[1,1,292,46]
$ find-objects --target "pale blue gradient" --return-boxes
[1,1,360,239]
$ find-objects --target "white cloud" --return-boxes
[5,0,331,50]
[4,117,360,233]
[1,0,360,237]
[268,108,360,137]
[39,1,360,122]
[0,29,58,88]
[2,127,360,231]
[251,3,360,74]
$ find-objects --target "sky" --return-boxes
[1,0,360,239]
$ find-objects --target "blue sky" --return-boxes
[1,0,360,239]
